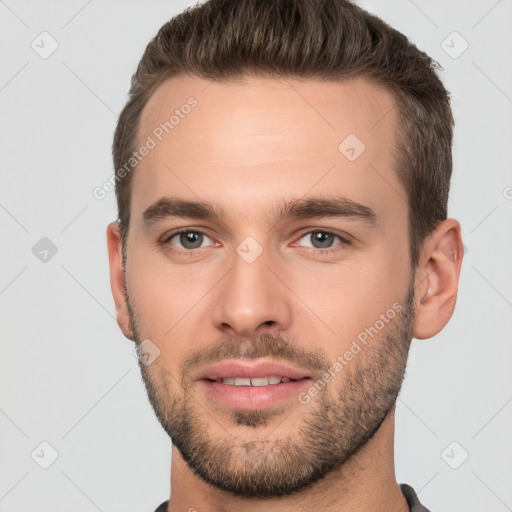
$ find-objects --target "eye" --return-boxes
[294,229,351,254]
[161,228,351,256]
[164,229,216,251]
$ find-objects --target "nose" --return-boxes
[212,244,292,338]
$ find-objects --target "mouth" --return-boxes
[206,376,308,386]
[196,360,313,410]
[196,359,311,382]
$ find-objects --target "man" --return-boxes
[106,0,463,510]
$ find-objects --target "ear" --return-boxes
[413,218,464,340]
[106,221,134,340]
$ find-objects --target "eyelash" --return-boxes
[161,228,352,257]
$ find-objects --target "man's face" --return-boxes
[123,75,415,497]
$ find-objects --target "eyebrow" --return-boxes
[142,195,377,227]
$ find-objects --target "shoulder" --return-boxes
[400,483,432,512]
[153,500,169,512]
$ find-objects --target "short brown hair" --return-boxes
[112,0,454,269]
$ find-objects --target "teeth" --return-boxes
[215,376,298,386]
[250,377,270,387]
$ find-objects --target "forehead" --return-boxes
[131,74,405,229]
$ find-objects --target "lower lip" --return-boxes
[199,379,312,410]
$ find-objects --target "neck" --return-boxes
[167,406,408,512]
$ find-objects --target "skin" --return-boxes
[107,74,464,512]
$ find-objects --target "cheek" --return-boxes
[287,254,407,349]
[126,246,213,340]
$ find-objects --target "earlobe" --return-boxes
[412,219,464,340]
[106,222,134,340]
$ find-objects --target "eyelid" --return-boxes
[291,229,352,256]
[162,228,217,249]
[162,227,352,255]
[294,228,353,245]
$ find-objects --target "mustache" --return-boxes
[180,332,330,379]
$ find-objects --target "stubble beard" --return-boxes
[127,284,415,498]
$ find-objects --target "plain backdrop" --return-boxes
[1,1,511,511]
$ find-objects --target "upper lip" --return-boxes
[196,360,312,381]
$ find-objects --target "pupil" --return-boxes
[313,232,332,248]
[181,232,202,249]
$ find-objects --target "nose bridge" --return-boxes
[213,237,290,336]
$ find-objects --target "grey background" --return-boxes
[1,1,511,511]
